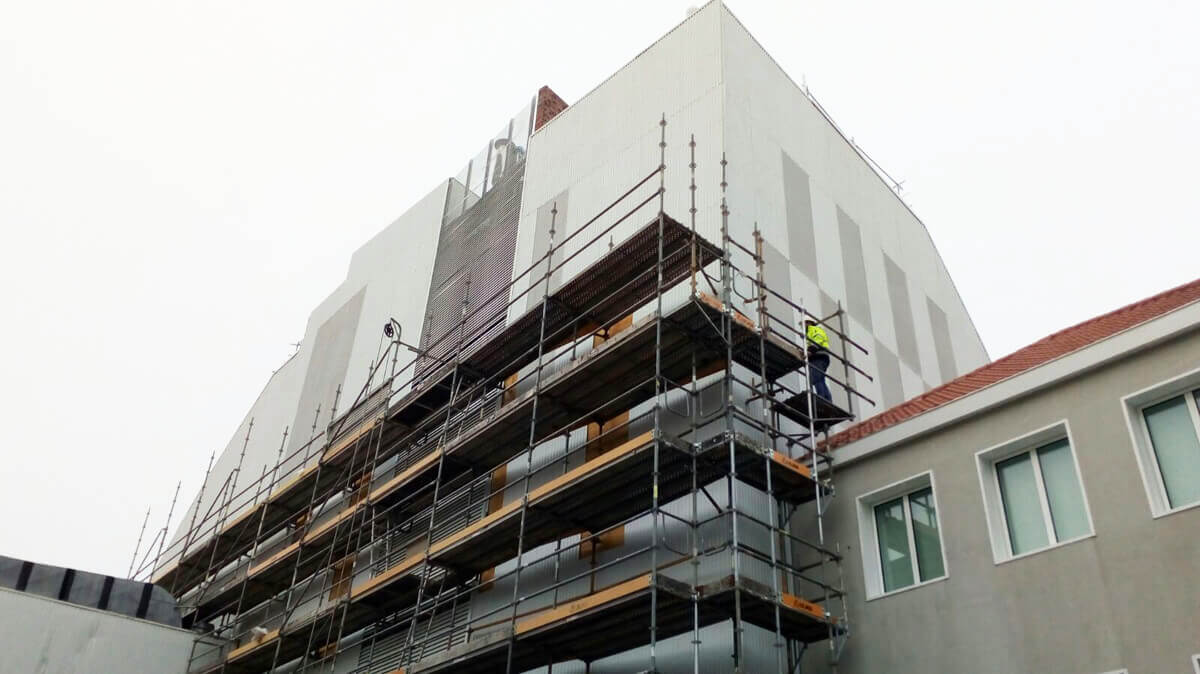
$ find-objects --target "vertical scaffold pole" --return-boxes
[687,133,702,674]
[752,225,786,673]
[402,275,472,670]
[152,481,181,579]
[718,154,744,672]
[649,114,667,672]
[171,449,214,596]
[503,200,558,674]
[129,506,151,578]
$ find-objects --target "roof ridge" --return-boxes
[827,276,1200,449]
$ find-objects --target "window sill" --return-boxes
[1152,499,1200,520]
[864,574,948,602]
[993,532,1095,566]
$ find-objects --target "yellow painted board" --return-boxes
[323,419,380,464]
[780,592,826,621]
[268,463,319,502]
[428,499,521,557]
[770,452,812,479]
[368,450,441,504]
[527,431,653,505]
[248,541,299,578]
[303,505,359,545]
[226,628,279,661]
[218,501,264,538]
[516,574,650,634]
[351,552,425,600]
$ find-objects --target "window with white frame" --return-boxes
[977,422,1094,562]
[856,472,948,598]
[1127,382,1200,514]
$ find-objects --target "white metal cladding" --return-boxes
[0,586,194,674]
[718,5,988,396]
[164,183,448,575]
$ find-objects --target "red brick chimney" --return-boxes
[534,86,569,131]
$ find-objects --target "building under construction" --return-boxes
[135,4,992,672]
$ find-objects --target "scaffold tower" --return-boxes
[141,122,874,674]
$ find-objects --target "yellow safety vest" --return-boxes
[807,324,830,350]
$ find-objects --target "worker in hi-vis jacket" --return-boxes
[805,320,832,401]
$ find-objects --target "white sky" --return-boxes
[1,0,1197,578]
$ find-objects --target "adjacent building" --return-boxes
[815,278,1200,674]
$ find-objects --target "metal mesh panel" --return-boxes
[417,159,524,381]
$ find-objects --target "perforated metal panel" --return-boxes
[417,159,524,381]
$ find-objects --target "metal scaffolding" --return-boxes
[140,122,873,674]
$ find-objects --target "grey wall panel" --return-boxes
[883,253,920,371]
[762,239,795,334]
[527,191,569,311]
[0,587,193,674]
[285,288,366,455]
[782,151,819,282]
[837,209,872,331]
[927,296,959,381]
[874,340,904,409]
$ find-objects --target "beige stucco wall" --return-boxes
[803,327,1200,673]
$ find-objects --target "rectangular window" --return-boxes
[994,439,1090,555]
[859,474,948,598]
[1141,391,1200,509]
[977,422,1094,563]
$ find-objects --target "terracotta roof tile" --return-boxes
[827,277,1200,449]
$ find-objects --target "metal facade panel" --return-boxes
[287,288,367,456]
[783,151,820,283]
[927,296,959,380]
[166,182,449,572]
[512,3,725,325]
[718,5,989,388]
[0,587,193,674]
[874,339,905,409]
[837,208,873,331]
[417,161,523,380]
[884,252,921,372]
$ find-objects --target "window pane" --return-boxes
[996,453,1049,555]
[1144,395,1200,509]
[874,497,914,592]
[1035,439,1090,541]
[908,488,945,581]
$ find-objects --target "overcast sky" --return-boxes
[1,0,1197,577]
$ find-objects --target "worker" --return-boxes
[805,320,832,400]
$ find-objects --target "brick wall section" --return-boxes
[828,277,1200,449]
[534,85,568,131]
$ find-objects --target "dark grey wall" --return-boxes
[0,554,181,627]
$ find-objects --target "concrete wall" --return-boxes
[809,326,1200,673]
[0,586,194,673]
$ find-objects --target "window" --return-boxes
[1141,391,1200,509]
[1122,368,1200,517]
[1192,653,1200,674]
[977,422,1094,563]
[857,472,948,598]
